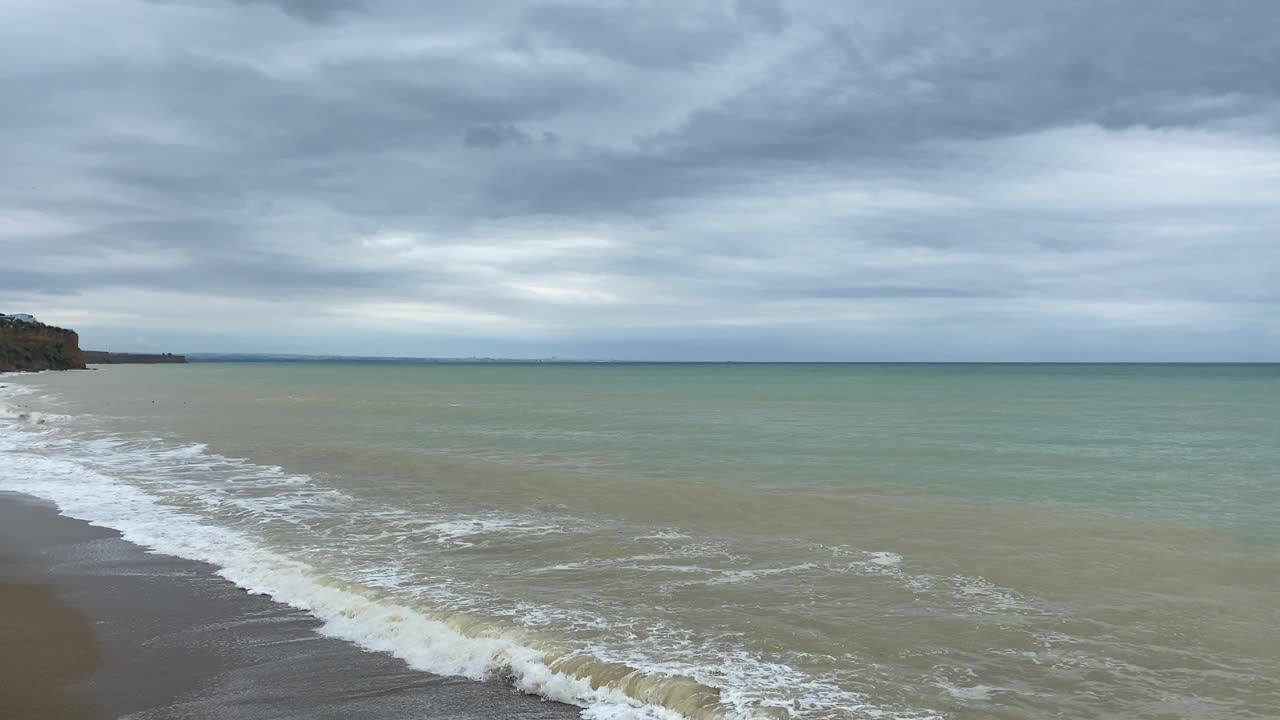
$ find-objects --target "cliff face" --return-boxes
[0,320,87,372]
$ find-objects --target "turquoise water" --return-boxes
[168,362,1280,540]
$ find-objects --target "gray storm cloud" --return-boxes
[1,0,1277,359]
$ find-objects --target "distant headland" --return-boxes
[82,351,188,365]
[0,313,186,371]
[0,313,86,372]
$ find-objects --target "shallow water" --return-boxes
[2,363,1278,719]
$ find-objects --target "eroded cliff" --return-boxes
[0,319,87,372]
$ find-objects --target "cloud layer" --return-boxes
[3,0,1278,359]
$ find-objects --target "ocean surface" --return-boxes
[2,363,1277,719]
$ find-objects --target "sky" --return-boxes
[2,0,1278,361]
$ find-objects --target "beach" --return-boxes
[9,0,1277,715]
[0,492,577,720]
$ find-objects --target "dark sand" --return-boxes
[0,492,580,719]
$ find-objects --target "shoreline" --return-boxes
[0,491,579,720]
[6,365,1279,719]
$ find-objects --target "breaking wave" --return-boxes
[0,380,962,720]
[0,428,736,719]
[0,388,855,720]
[0,402,47,424]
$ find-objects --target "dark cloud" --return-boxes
[146,0,365,23]
[228,0,364,22]
[463,124,567,149]
[735,0,788,32]
[519,2,750,69]
[799,286,1004,300]
[1,0,1277,359]
[465,124,532,148]
[654,2,1280,167]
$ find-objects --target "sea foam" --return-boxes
[0,382,946,720]
[0,396,751,720]
[0,429,708,719]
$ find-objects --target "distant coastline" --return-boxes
[185,353,593,364]
[184,354,1279,366]
[82,351,187,365]
[1,313,189,371]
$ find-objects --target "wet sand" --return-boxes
[0,581,103,719]
[0,491,579,720]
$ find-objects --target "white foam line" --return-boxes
[0,427,689,720]
[0,387,948,720]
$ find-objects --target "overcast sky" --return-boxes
[3,0,1278,360]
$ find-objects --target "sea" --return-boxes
[1,362,1277,719]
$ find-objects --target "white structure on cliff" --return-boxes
[0,313,37,323]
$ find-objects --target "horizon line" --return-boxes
[163,353,1278,365]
